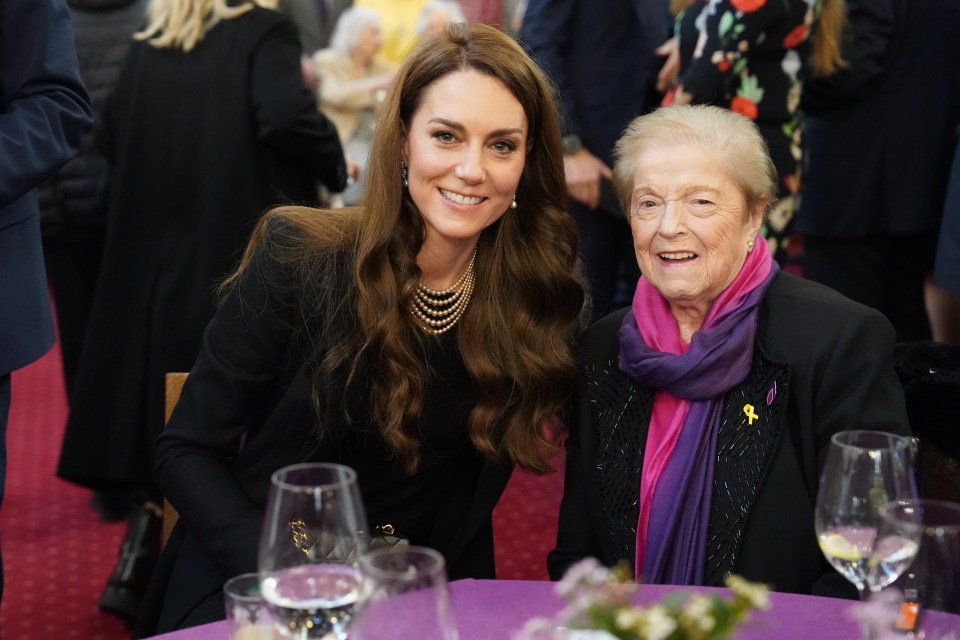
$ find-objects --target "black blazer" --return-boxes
[549,273,912,594]
[136,228,513,636]
[797,0,960,237]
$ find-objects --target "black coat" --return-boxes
[57,8,346,490]
[797,0,960,237]
[37,0,147,238]
[134,222,513,635]
[549,273,912,595]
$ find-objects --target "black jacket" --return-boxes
[549,273,912,594]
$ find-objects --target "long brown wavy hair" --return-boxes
[230,23,584,474]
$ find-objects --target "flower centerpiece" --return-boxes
[515,558,771,640]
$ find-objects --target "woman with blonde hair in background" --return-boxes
[57,0,347,625]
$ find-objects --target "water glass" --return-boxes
[815,430,918,599]
[258,463,369,640]
[353,546,458,640]
[224,572,281,640]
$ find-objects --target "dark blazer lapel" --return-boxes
[704,346,791,584]
[586,357,653,568]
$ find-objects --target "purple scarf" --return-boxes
[618,237,778,584]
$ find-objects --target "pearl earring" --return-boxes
[510,195,517,210]
[747,238,755,250]
[401,161,408,188]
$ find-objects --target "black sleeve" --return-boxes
[154,219,301,579]
[251,17,347,191]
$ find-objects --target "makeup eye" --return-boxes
[433,130,456,143]
[492,140,517,154]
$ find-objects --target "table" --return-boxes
[146,578,960,639]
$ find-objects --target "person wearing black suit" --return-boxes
[549,106,910,596]
[520,0,671,321]
[0,0,92,602]
[797,0,960,342]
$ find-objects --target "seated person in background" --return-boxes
[416,0,467,39]
[548,105,911,596]
[139,23,585,634]
[313,7,395,206]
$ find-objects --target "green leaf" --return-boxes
[719,11,734,36]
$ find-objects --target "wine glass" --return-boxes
[352,546,458,640]
[884,499,960,638]
[815,430,918,600]
[258,463,369,640]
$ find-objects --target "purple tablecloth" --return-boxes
[145,578,960,639]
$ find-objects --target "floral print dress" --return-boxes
[664,0,821,262]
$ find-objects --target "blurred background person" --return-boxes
[39,0,148,524]
[276,0,352,93]
[659,0,845,266]
[521,0,672,321]
[930,139,960,346]
[457,0,499,27]
[796,0,960,342]
[278,0,352,55]
[313,6,394,205]
[549,105,910,596]
[0,0,92,604]
[56,0,346,624]
[355,0,427,65]
[416,0,466,38]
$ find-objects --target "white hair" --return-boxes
[415,1,467,37]
[329,6,382,55]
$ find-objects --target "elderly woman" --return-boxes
[548,105,911,596]
[312,7,395,204]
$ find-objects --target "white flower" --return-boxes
[726,575,771,610]
[644,605,679,640]
[614,607,645,631]
[555,558,611,599]
[683,595,716,631]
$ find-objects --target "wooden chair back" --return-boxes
[161,372,189,546]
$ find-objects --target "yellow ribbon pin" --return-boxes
[743,403,758,426]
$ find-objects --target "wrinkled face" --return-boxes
[628,142,762,312]
[402,70,527,253]
[354,22,382,61]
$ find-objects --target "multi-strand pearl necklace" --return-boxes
[410,249,477,335]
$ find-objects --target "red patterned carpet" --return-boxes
[0,340,561,639]
[0,343,128,639]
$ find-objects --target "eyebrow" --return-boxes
[428,117,525,138]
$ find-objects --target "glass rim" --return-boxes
[269,462,358,492]
[223,571,263,602]
[879,498,960,533]
[829,430,913,452]
[358,545,446,579]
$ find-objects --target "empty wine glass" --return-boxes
[352,546,458,640]
[815,430,918,600]
[258,463,369,640]
[884,498,960,638]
